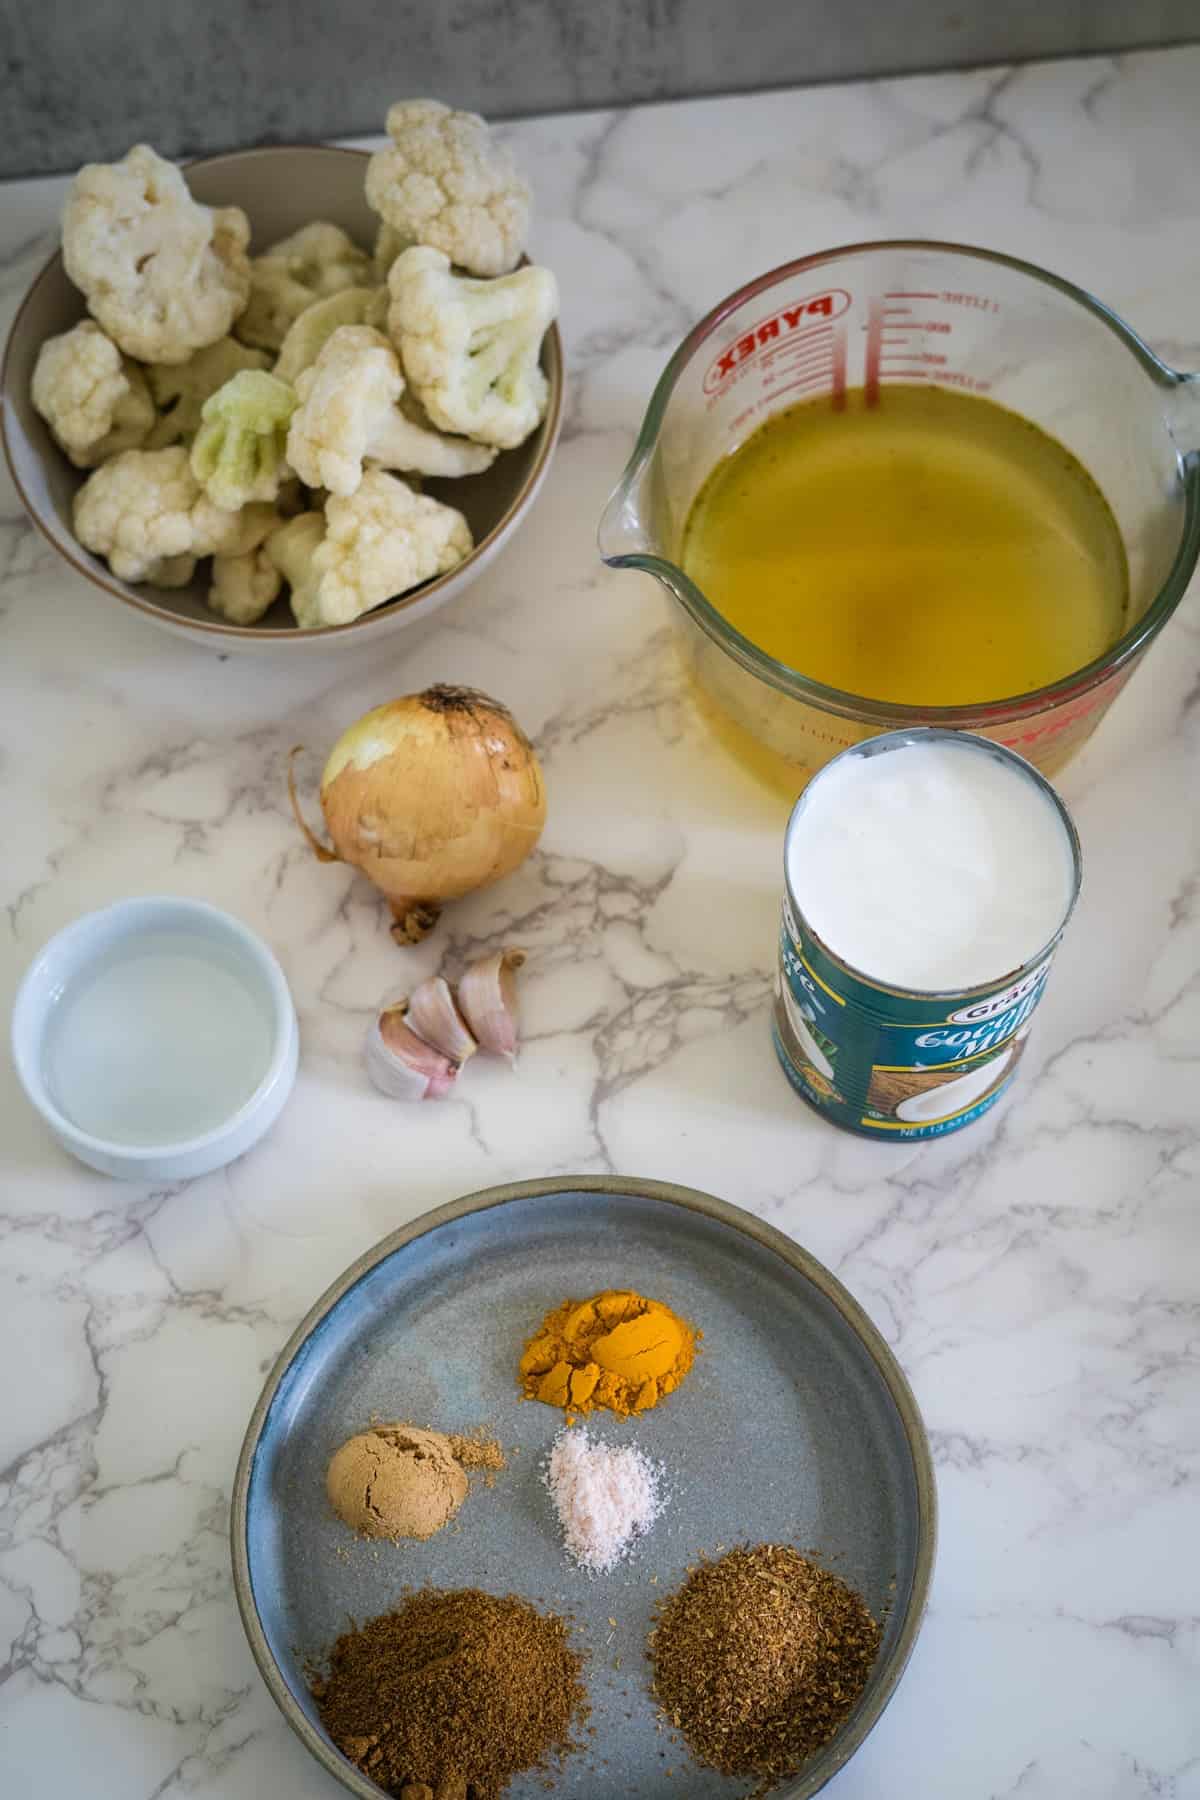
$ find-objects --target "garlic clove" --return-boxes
[456,949,526,1064]
[366,1002,457,1100]
[403,975,477,1066]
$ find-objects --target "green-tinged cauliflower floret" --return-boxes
[62,145,251,364]
[235,222,373,352]
[387,245,557,450]
[365,99,530,277]
[145,337,271,449]
[208,542,284,624]
[74,445,275,584]
[267,471,471,629]
[285,324,495,496]
[31,320,155,468]
[190,370,298,511]
[273,286,386,386]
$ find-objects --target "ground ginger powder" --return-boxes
[518,1289,699,1417]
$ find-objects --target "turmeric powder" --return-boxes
[518,1289,699,1417]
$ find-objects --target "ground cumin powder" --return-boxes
[311,1588,589,1798]
[648,1544,882,1797]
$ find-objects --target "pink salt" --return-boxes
[544,1425,665,1574]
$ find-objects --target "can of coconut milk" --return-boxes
[773,730,1082,1140]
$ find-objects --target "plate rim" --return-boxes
[230,1174,937,1800]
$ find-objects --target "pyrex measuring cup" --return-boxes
[598,241,1200,784]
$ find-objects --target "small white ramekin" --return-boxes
[11,896,299,1181]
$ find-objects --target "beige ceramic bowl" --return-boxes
[0,145,563,652]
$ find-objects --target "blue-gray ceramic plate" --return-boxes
[231,1177,935,1799]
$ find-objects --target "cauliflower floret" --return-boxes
[74,445,274,583]
[373,220,410,280]
[145,554,198,588]
[268,471,471,629]
[235,222,373,352]
[31,320,155,468]
[208,542,283,624]
[264,511,327,624]
[365,99,530,277]
[145,337,271,449]
[62,145,251,364]
[286,324,495,497]
[387,245,557,450]
[273,286,385,385]
[190,370,298,510]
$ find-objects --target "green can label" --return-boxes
[774,892,1055,1140]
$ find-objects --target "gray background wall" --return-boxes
[3,0,1197,179]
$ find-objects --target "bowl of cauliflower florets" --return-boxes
[1,101,563,646]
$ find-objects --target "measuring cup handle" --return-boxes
[1166,369,1200,459]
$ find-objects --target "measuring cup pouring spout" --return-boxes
[598,434,696,606]
[597,451,654,563]
[598,239,1200,784]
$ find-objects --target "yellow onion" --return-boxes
[289,685,547,943]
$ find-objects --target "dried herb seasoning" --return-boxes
[648,1543,882,1796]
[311,1587,589,1798]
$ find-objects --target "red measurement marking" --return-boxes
[766,369,833,393]
[769,326,832,350]
[770,343,834,372]
[865,300,883,406]
[765,361,833,385]
[770,345,835,370]
[937,370,992,392]
[769,374,833,403]
[759,333,831,369]
[763,322,832,348]
[831,322,847,409]
[940,291,1000,310]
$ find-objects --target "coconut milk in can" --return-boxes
[774,730,1082,1140]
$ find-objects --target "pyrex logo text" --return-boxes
[703,290,851,395]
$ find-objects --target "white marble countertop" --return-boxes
[3,45,1199,1800]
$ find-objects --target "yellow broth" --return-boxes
[681,385,1128,706]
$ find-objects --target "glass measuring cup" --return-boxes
[598,241,1200,785]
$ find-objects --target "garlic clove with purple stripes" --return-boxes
[366,997,458,1100]
[456,949,526,1064]
[403,974,478,1066]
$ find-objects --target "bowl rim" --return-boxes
[10,894,299,1159]
[0,142,565,642]
[229,1173,938,1800]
